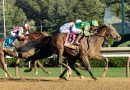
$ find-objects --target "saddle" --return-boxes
[64,33,77,49]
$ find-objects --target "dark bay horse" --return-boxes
[17,24,121,80]
[0,31,49,77]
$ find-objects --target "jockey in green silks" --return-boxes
[74,19,99,45]
[89,20,99,33]
[74,20,90,45]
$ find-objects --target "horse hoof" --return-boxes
[59,77,68,81]
[47,72,51,75]
[93,77,97,81]
[79,75,85,79]
[24,69,32,72]
[35,72,38,75]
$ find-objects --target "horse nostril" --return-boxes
[119,36,121,40]
[117,36,121,41]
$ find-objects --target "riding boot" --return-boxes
[74,35,82,45]
[2,47,14,52]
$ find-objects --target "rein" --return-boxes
[95,34,105,37]
[32,35,38,39]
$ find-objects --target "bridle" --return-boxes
[94,26,113,38]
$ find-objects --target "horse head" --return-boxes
[105,24,121,41]
[97,24,121,41]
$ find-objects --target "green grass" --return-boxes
[118,41,130,47]
[0,67,127,77]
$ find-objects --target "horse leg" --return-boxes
[18,56,33,67]
[57,47,71,72]
[59,68,68,79]
[36,60,51,75]
[95,56,109,77]
[68,58,84,79]
[102,57,109,77]
[0,54,12,78]
[59,58,71,79]
[0,62,12,78]
[59,58,83,79]
[34,61,38,75]
[80,56,97,80]
[24,60,34,72]
[15,58,20,77]
[24,59,50,76]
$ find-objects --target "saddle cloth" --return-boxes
[2,36,15,48]
[64,33,77,49]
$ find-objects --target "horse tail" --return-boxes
[16,40,40,53]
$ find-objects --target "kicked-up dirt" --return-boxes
[0,77,130,90]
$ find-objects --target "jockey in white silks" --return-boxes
[60,22,74,33]
[11,26,25,39]
[59,21,82,34]
[11,23,30,40]
[59,21,82,45]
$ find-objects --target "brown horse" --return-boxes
[17,24,121,80]
[0,31,49,77]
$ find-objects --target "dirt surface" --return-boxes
[0,77,130,90]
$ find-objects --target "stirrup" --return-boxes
[73,42,80,46]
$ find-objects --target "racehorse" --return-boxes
[0,31,49,77]
[16,24,121,80]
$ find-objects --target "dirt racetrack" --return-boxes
[0,77,130,90]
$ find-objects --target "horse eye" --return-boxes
[109,29,112,32]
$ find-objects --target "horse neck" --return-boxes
[96,26,107,37]
[28,32,48,40]
[18,32,48,46]
[86,27,107,49]
[17,40,27,47]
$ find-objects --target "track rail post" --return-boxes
[126,57,130,77]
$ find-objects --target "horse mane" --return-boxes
[16,36,52,53]
[98,24,107,30]
[25,31,48,40]
[29,31,48,35]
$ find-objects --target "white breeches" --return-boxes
[71,27,82,34]
[60,27,70,33]
[11,31,16,37]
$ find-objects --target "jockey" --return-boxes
[10,24,30,46]
[89,20,99,33]
[24,23,30,35]
[2,24,30,51]
[71,19,82,34]
[59,22,75,45]
[73,19,90,45]
[74,20,99,45]
[11,25,26,40]
[59,22,75,33]
[11,23,30,40]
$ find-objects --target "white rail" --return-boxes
[101,47,130,77]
